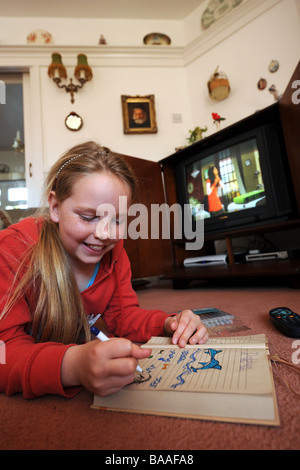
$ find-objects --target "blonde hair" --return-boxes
[1,141,137,344]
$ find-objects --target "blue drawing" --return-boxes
[170,348,222,389]
[146,364,156,374]
[170,349,201,389]
[191,348,222,372]
[158,349,175,363]
[177,350,189,363]
[150,376,162,388]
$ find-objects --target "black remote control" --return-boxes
[269,307,300,338]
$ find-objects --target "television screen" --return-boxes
[186,136,267,223]
[172,108,294,237]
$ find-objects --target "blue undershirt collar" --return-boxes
[85,261,100,289]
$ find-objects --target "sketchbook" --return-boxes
[92,334,280,426]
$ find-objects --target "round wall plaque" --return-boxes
[65,112,83,131]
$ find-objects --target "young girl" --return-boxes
[0,141,208,399]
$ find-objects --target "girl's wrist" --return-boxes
[61,345,81,388]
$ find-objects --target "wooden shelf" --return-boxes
[173,218,300,266]
[162,259,300,288]
[164,259,300,278]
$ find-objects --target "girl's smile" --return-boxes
[83,242,105,253]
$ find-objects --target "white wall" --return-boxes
[40,63,192,170]
[184,0,300,137]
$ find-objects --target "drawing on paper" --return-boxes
[132,347,224,391]
[134,371,151,384]
[170,348,222,389]
[129,335,274,396]
[191,348,222,372]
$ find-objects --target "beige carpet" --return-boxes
[1,282,300,450]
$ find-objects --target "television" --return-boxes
[175,121,295,237]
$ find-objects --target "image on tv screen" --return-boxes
[186,138,266,220]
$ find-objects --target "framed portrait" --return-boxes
[121,95,158,134]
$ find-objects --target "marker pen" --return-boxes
[91,326,143,373]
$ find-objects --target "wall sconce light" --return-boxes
[48,53,93,103]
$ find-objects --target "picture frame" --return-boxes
[121,95,158,134]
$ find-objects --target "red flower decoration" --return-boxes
[212,112,225,123]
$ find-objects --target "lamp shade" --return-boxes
[48,52,67,79]
[74,54,93,81]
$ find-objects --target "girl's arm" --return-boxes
[0,222,80,399]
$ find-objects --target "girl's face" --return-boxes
[49,172,131,272]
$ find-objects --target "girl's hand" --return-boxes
[164,310,208,348]
[61,338,151,396]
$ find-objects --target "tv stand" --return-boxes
[161,218,300,289]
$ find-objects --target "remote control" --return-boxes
[269,307,300,338]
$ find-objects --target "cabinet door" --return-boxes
[123,155,172,279]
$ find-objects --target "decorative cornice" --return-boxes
[0,0,283,69]
[0,44,185,68]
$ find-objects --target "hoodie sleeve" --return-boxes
[101,247,171,343]
[0,220,81,398]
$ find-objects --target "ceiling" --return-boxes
[0,0,205,20]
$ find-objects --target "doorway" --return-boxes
[0,73,28,223]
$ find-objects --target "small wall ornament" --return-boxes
[269,60,279,73]
[187,126,208,144]
[143,33,171,45]
[269,84,282,102]
[27,29,53,44]
[98,34,107,45]
[207,66,231,101]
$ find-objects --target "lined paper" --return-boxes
[130,335,272,394]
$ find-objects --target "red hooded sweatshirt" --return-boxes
[0,217,169,398]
